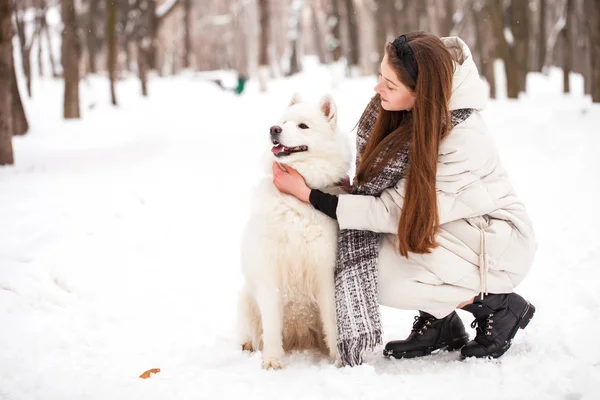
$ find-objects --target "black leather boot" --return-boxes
[383,311,469,359]
[461,292,535,359]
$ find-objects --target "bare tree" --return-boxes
[41,2,59,78]
[486,0,520,98]
[13,0,40,97]
[375,0,398,63]
[442,0,455,36]
[86,0,99,73]
[258,0,270,91]
[134,0,156,96]
[287,0,304,75]
[11,53,29,137]
[344,0,359,74]
[509,0,531,93]
[106,0,118,105]
[426,0,454,36]
[544,0,567,70]
[375,1,388,63]
[587,0,600,102]
[404,1,419,32]
[311,1,328,64]
[330,0,342,61]
[472,0,496,99]
[61,0,81,119]
[562,0,573,93]
[36,0,46,77]
[416,1,428,31]
[0,0,14,165]
[182,0,192,68]
[536,0,547,71]
[235,0,253,78]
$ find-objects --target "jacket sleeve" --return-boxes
[337,121,498,232]
[336,183,405,233]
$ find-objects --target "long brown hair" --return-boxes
[356,32,454,257]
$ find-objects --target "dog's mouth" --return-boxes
[271,144,309,157]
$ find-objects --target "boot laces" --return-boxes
[411,316,434,336]
[471,313,494,336]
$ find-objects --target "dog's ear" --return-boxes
[289,92,302,107]
[319,95,337,128]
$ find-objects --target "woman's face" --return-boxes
[374,54,416,112]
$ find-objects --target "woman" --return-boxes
[272,32,536,366]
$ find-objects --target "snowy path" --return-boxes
[1,71,599,399]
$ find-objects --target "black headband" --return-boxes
[392,35,418,84]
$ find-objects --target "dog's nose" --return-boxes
[270,125,282,136]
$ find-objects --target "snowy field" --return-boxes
[1,58,600,399]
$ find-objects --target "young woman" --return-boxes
[272,32,536,366]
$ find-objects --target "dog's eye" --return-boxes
[298,123,309,129]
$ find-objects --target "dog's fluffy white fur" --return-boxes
[238,93,351,369]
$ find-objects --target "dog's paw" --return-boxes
[241,341,254,352]
[262,357,284,370]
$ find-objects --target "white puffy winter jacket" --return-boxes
[336,37,536,317]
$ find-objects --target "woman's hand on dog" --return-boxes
[272,162,311,203]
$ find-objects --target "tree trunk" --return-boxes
[61,0,80,119]
[13,1,32,97]
[416,1,428,31]
[147,0,158,70]
[0,0,14,165]
[510,0,530,94]
[11,55,29,137]
[344,0,360,72]
[588,0,600,102]
[376,0,397,62]
[288,1,302,76]
[487,0,520,98]
[311,4,327,64]
[427,0,440,36]
[106,0,118,106]
[331,0,342,61]
[42,12,58,77]
[563,0,573,93]
[443,0,455,36]
[258,0,270,92]
[404,1,419,32]
[472,3,496,99]
[137,43,148,97]
[536,0,546,71]
[232,0,251,78]
[289,37,300,75]
[37,3,44,77]
[393,1,407,34]
[375,1,387,63]
[182,0,191,69]
[87,0,98,73]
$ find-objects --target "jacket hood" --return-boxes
[441,37,488,111]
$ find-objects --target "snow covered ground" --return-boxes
[1,60,600,399]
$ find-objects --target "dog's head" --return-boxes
[269,94,351,189]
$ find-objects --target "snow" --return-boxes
[155,0,179,18]
[2,52,600,400]
[504,27,514,46]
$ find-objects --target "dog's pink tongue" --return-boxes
[271,145,285,155]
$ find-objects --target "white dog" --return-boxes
[238,93,351,369]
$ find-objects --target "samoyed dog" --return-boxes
[238,93,351,369]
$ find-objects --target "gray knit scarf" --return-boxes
[335,96,474,366]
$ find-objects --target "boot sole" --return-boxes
[384,335,469,359]
[461,301,536,360]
